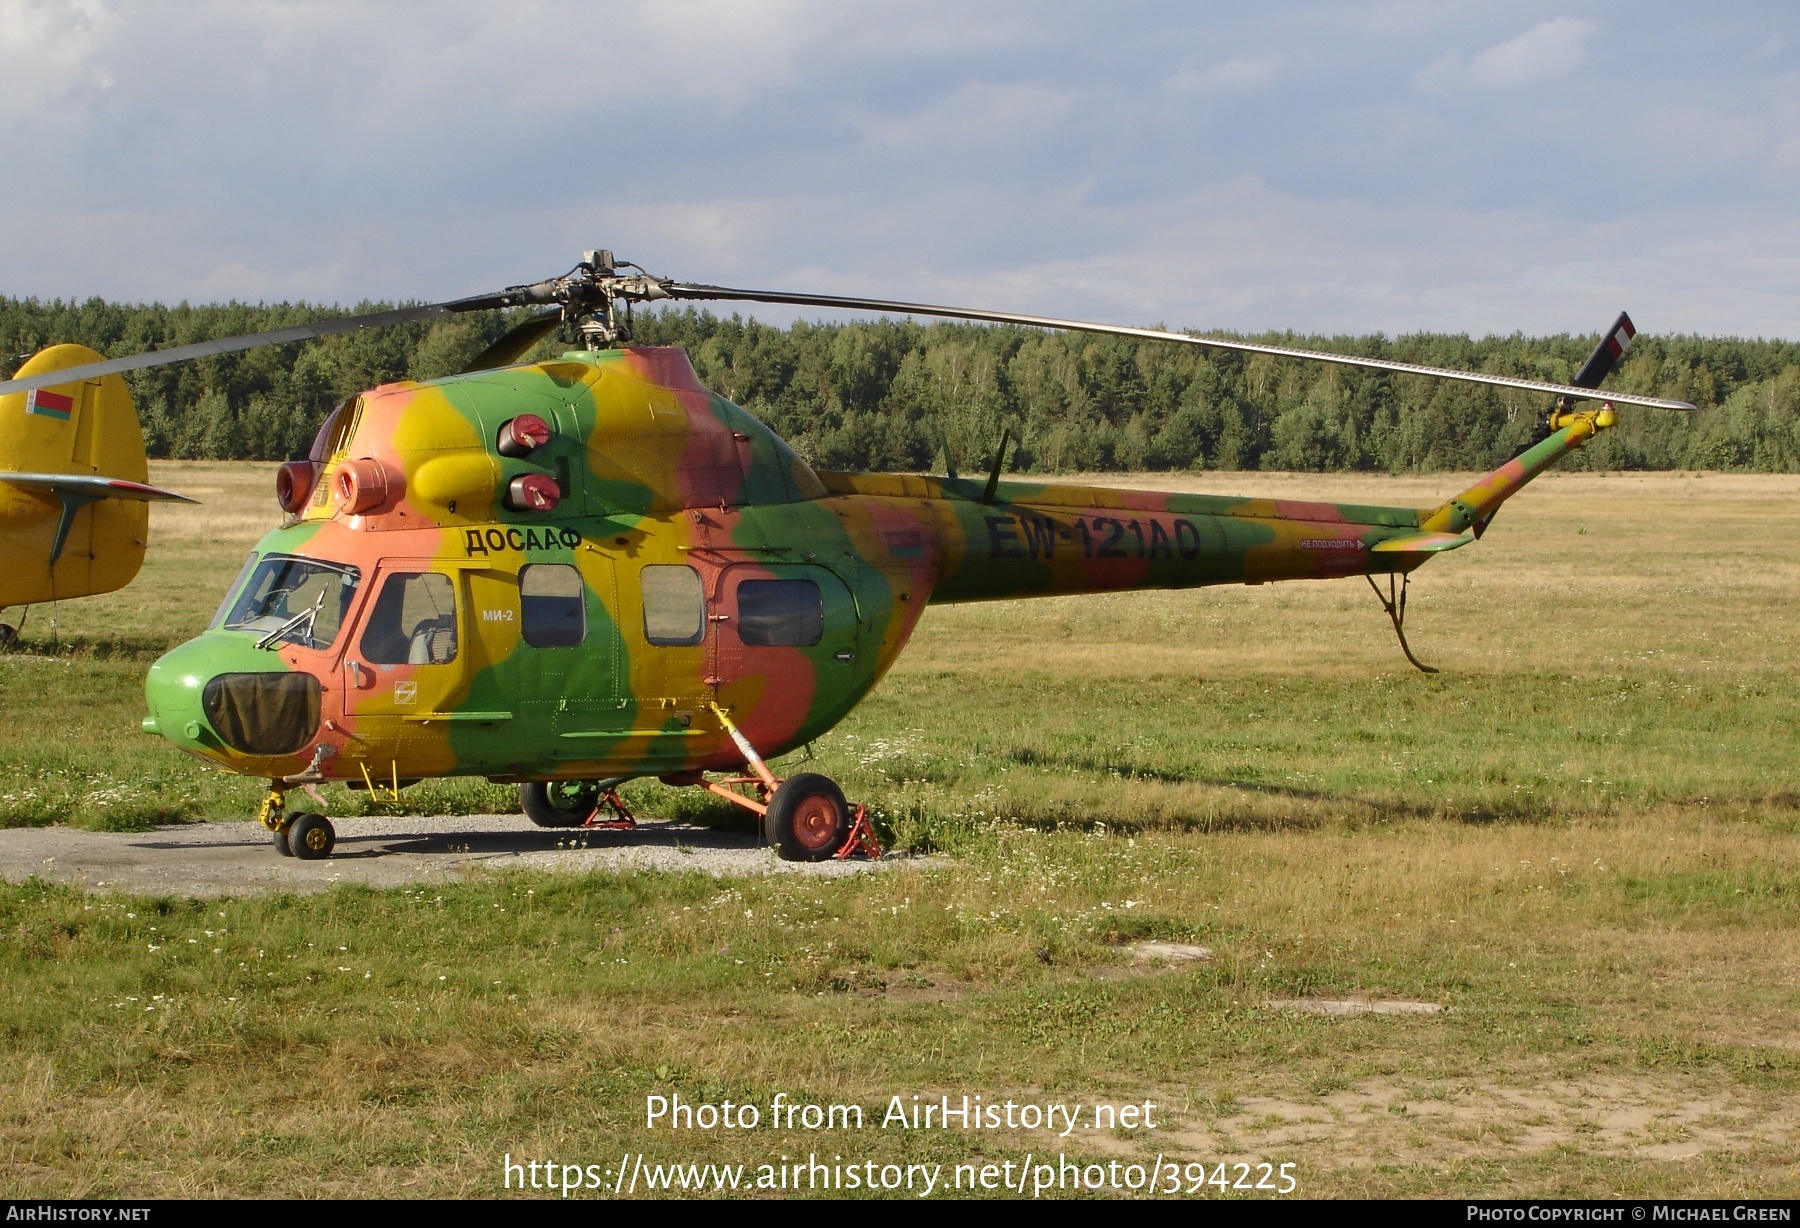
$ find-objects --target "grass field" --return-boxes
[2,463,1797,1198]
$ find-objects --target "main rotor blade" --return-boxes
[0,291,519,397]
[462,310,563,373]
[665,284,1698,412]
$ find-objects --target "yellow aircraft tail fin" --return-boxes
[0,344,186,608]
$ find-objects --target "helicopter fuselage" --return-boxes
[141,344,1599,788]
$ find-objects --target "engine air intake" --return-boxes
[333,458,394,514]
[275,461,316,513]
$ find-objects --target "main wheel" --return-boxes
[286,812,335,860]
[522,781,598,828]
[272,825,294,857]
[764,773,850,862]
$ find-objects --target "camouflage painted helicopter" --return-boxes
[0,251,1697,861]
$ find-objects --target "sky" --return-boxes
[2,1,1797,338]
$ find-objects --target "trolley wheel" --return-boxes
[286,812,335,860]
[272,825,294,857]
[522,780,598,828]
[764,773,850,862]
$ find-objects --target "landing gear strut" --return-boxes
[671,705,882,863]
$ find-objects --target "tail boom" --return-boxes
[1420,406,1611,536]
[820,471,1454,607]
[823,405,1612,610]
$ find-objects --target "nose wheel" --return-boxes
[258,784,336,860]
[285,812,336,860]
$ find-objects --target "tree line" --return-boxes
[5,295,1798,473]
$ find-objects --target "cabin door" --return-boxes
[338,561,475,776]
[709,562,860,752]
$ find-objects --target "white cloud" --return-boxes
[3,4,1800,342]
[1163,55,1282,95]
[0,0,116,117]
[1414,17,1598,95]
[604,0,853,109]
[633,173,1800,340]
[849,81,1075,152]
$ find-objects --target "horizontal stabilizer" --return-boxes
[1370,530,1474,554]
[2,472,197,503]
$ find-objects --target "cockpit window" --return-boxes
[209,554,261,630]
[219,555,361,650]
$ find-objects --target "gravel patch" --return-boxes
[0,815,919,898]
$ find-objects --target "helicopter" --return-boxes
[0,345,195,643]
[0,251,1695,861]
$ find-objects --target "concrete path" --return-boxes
[0,815,909,898]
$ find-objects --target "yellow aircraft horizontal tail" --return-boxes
[2,473,194,504]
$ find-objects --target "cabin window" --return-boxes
[360,572,459,665]
[737,579,823,647]
[520,564,586,648]
[219,554,360,650]
[641,564,704,646]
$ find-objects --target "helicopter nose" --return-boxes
[144,634,323,759]
[144,638,217,749]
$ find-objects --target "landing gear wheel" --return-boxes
[764,773,850,862]
[272,826,294,857]
[286,812,335,860]
[522,781,598,828]
[0,624,15,648]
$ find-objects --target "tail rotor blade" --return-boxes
[1571,312,1636,389]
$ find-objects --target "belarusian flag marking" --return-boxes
[26,388,74,420]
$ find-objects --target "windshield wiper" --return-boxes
[255,590,326,650]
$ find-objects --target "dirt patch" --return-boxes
[1130,941,1213,963]
[838,970,974,1004]
[1266,999,1443,1017]
[0,816,927,898]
